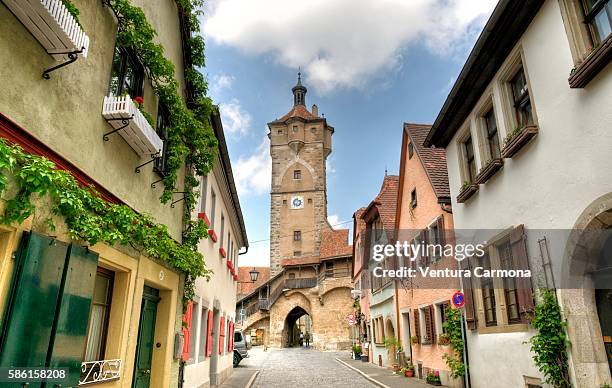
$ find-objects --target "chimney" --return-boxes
[312,104,318,117]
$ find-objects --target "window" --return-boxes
[307,198,312,204]
[439,302,451,333]
[277,129,283,134]
[293,170,302,180]
[408,142,414,159]
[499,241,520,323]
[510,67,533,128]
[292,125,299,133]
[410,189,417,208]
[200,175,208,213]
[429,224,441,261]
[234,331,243,343]
[484,108,501,159]
[84,268,114,362]
[154,105,170,176]
[294,231,301,241]
[293,251,301,257]
[198,308,209,359]
[210,190,216,229]
[413,309,421,344]
[188,302,199,363]
[109,47,144,98]
[422,305,436,344]
[463,136,477,183]
[480,253,497,327]
[283,199,287,205]
[582,0,612,44]
[288,272,296,279]
[220,214,225,248]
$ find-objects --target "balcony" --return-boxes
[79,359,121,385]
[4,0,90,60]
[102,95,163,158]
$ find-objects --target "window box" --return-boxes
[4,0,90,60]
[456,182,479,203]
[233,274,238,281]
[208,229,218,242]
[500,125,538,159]
[197,212,211,227]
[568,36,612,88]
[226,259,232,269]
[474,158,503,184]
[102,95,163,158]
[219,247,227,258]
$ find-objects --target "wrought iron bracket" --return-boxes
[135,152,160,173]
[42,48,84,79]
[103,115,134,141]
[170,192,189,208]
[151,178,163,188]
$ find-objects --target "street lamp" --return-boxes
[238,267,260,283]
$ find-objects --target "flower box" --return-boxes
[3,0,90,60]
[208,229,218,242]
[226,259,232,269]
[233,274,238,281]
[219,247,227,258]
[456,183,478,203]
[474,158,503,184]
[102,95,163,157]
[197,212,211,227]
[501,125,538,159]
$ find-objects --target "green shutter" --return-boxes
[48,244,99,387]
[0,232,69,387]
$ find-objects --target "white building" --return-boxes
[183,112,249,387]
[424,0,612,387]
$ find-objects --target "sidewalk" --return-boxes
[336,354,441,388]
[218,369,259,388]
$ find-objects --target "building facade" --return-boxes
[424,0,612,387]
[394,123,458,385]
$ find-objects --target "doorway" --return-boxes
[132,286,160,388]
[282,306,310,347]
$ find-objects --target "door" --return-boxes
[596,289,612,373]
[132,286,160,388]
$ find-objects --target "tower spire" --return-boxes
[292,71,307,106]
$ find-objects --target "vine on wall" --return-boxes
[0,140,210,302]
[529,289,571,388]
[442,306,465,379]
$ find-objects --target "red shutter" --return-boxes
[228,321,234,352]
[510,224,535,322]
[218,316,226,354]
[181,301,193,361]
[205,310,213,357]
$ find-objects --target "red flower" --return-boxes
[134,96,144,105]
[434,371,440,377]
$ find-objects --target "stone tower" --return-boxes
[267,74,334,275]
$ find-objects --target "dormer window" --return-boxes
[408,142,414,159]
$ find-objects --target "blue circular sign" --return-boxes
[452,291,465,308]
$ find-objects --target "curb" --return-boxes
[335,358,390,388]
[245,370,260,388]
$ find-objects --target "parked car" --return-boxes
[233,329,251,367]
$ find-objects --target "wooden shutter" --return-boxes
[510,224,534,322]
[413,309,421,344]
[420,229,429,266]
[460,256,477,330]
[218,316,226,355]
[205,310,213,357]
[437,216,445,247]
[181,301,193,361]
[228,321,234,352]
[429,305,436,343]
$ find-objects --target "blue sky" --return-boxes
[200,0,496,266]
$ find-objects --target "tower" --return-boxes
[267,74,334,275]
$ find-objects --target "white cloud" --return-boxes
[328,214,341,229]
[204,0,496,93]
[238,241,270,267]
[233,134,271,196]
[219,98,252,136]
[212,73,235,92]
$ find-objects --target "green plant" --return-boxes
[459,180,472,192]
[442,305,465,378]
[383,336,401,350]
[426,371,441,384]
[352,344,362,356]
[438,333,450,346]
[529,289,571,388]
[503,125,524,147]
[61,0,81,27]
[411,335,419,344]
[0,140,210,305]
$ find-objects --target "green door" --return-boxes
[132,286,160,388]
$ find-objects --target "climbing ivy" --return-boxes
[0,140,210,302]
[529,289,571,388]
[442,305,465,379]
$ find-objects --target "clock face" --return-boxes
[291,196,304,209]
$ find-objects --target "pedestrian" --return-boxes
[305,331,310,347]
[299,331,304,347]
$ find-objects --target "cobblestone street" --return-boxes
[251,348,376,388]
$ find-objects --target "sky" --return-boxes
[199,0,497,267]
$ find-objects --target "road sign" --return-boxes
[347,313,356,326]
[452,291,465,308]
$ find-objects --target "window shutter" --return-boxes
[420,230,429,266]
[413,309,421,344]
[460,257,477,330]
[206,310,213,357]
[429,305,436,344]
[510,224,534,322]
[181,301,193,361]
[218,316,226,355]
[437,216,445,246]
[228,321,234,352]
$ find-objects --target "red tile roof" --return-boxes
[236,267,270,297]
[270,105,319,124]
[320,228,352,258]
[404,123,450,199]
[362,175,399,229]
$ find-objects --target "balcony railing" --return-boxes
[102,95,163,157]
[318,268,351,283]
[3,0,90,60]
[79,359,121,385]
[285,277,317,289]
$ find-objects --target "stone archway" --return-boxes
[282,306,310,347]
[560,193,612,387]
[385,318,396,364]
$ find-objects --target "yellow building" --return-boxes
[0,1,224,387]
